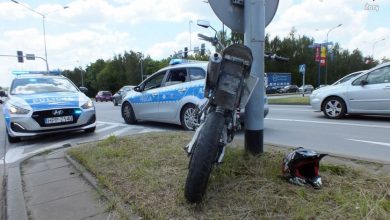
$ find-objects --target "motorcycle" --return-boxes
[184,32,288,203]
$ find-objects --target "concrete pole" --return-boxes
[244,0,265,155]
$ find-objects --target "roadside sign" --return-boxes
[26,54,35,60]
[299,64,306,97]
[299,64,306,74]
[208,0,279,33]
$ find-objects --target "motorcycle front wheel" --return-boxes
[184,111,225,203]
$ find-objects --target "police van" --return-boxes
[3,71,96,143]
[121,59,269,130]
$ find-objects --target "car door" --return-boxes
[131,71,166,120]
[158,67,190,120]
[347,66,390,112]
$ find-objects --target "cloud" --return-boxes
[1,0,389,88]
[267,0,389,59]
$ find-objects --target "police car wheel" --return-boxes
[122,102,137,124]
[181,104,199,131]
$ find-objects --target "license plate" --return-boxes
[44,116,74,124]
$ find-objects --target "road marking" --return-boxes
[95,125,117,133]
[96,121,127,127]
[346,139,390,147]
[266,118,390,129]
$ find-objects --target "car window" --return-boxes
[334,72,363,85]
[352,66,390,85]
[165,68,188,86]
[143,71,166,91]
[103,92,111,96]
[189,68,206,81]
[10,77,78,95]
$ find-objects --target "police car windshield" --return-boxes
[10,77,78,95]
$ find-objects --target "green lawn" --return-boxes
[268,96,310,105]
[68,132,390,219]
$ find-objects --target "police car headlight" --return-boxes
[81,100,94,109]
[9,105,30,114]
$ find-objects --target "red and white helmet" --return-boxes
[282,147,327,188]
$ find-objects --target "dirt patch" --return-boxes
[68,132,390,219]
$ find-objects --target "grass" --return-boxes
[68,132,390,219]
[268,96,310,105]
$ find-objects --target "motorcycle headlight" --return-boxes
[9,105,30,114]
[81,100,94,109]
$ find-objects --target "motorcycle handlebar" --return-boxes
[264,53,289,62]
[198,33,216,44]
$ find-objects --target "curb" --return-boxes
[65,154,141,220]
[5,144,72,220]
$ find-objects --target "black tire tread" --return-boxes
[184,112,225,203]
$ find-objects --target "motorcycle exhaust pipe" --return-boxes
[207,52,222,88]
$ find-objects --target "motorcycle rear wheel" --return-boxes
[184,111,225,203]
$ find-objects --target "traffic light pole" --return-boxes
[244,0,265,155]
[0,54,49,73]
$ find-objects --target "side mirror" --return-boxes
[360,79,368,86]
[79,87,88,93]
[134,86,141,92]
[197,20,210,28]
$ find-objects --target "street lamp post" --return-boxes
[372,38,385,58]
[11,0,68,72]
[139,57,144,82]
[325,23,342,85]
[189,20,193,51]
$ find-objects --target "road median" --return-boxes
[268,95,310,105]
[68,132,390,219]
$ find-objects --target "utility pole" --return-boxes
[325,23,342,85]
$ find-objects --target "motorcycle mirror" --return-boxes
[197,20,210,28]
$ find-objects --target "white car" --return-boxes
[310,63,390,119]
[3,74,96,142]
[121,59,269,130]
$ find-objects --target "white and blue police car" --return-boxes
[3,72,96,143]
[121,59,269,130]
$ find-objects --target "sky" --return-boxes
[0,0,389,88]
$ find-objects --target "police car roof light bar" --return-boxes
[169,58,204,66]
[12,70,63,76]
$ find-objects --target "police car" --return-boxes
[121,59,269,130]
[3,72,96,143]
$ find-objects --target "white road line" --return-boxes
[95,125,117,133]
[347,139,390,147]
[96,121,127,127]
[266,118,390,129]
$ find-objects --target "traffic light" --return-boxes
[184,47,188,58]
[17,51,24,63]
[200,43,205,56]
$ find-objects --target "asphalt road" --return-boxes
[1,102,390,165]
[261,105,390,163]
[61,102,390,164]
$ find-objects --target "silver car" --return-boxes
[3,74,96,142]
[310,63,390,119]
[121,60,269,130]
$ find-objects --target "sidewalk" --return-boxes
[16,149,110,220]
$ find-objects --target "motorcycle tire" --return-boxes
[184,111,225,203]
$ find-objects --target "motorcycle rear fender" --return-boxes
[239,75,259,109]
